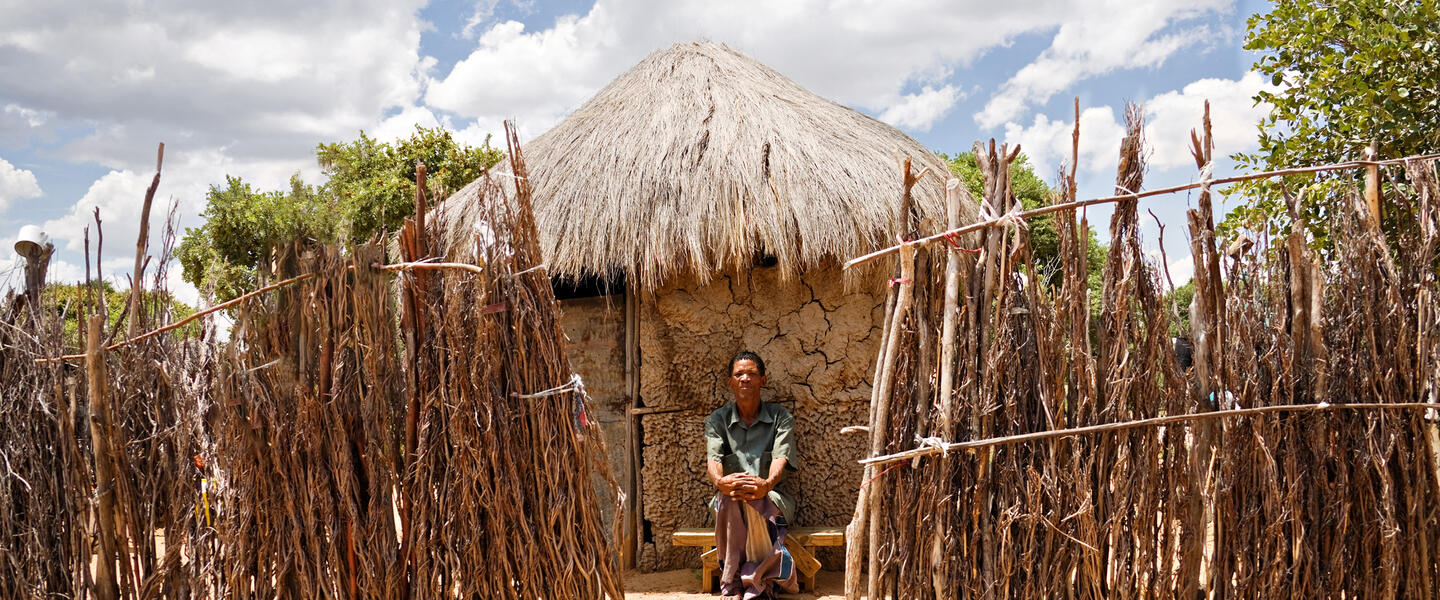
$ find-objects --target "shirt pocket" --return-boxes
[721,453,744,475]
[720,452,772,477]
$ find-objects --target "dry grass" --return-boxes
[436,41,975,289]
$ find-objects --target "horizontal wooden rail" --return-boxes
[844,151,1440,270]
[860,401,1440,467]
[36,261,490,363]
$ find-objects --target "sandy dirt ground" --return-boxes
[624,569,848,599]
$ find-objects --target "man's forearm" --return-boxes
[708,459,725,486]
[765,457,788,488]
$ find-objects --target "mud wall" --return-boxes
[556,295,628,529]
[636,262,884,570]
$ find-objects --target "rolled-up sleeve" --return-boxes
[770,407,798,470]
[704,411,726,462]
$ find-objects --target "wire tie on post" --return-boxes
[859,461,906,489]
[512,373,585,399]
[1198,161,1215,197]
[996,202,1029,231]
[888,278,912,288]
[915,435,950,457]
[941,231,982,253]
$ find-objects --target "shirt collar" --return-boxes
[726,401,773,427]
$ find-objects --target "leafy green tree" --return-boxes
[940,151,1107,293]
[1168,280,1196,337]
[178,126,504,301]
[1226,0,1440,240]
[40,281,199,352]
[317,127,503,243]
[176,175,336,301]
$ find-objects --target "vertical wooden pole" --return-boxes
[398,164,429,599]
[127,143,163,338]
[867,243,916,600]
[1185,102,1225,596]
[623,279,642,570]
[846,265,898,600]
[398,229,418,600]
[937,178,965,443]
[415,163,428,254]
[932,178,965,600]
[1364,143,1382,231]
[22,242,53,314]
[86,314,120,600]
[975,144,1009,600]
[846,158,917,600]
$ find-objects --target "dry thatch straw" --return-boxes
[437,41,972,289]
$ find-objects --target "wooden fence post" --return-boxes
[126,143,163,338]
[622,279,641,570]
[1364,143,1382,231]
[86,314,120,600]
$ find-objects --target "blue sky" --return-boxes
[0,0,1278,305]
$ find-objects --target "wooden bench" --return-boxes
[673,526,845,593]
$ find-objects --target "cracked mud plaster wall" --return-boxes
[556,296,629,532]
[637,262,885,571]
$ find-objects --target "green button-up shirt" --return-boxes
[704,401,798,522]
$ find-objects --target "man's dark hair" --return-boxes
[728,350,766,376]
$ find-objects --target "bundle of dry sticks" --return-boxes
[0,126,622,599]
[847,104,1440,599]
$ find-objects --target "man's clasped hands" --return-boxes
[715,472,774,502]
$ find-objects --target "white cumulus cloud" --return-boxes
[1143,71,1277,170]
[39,147,309,257]
[1003,72,1274,179]
[0,155,41,212]
[43,169,159,254]
[428,0,1238,141]
[1005,106,1128,179]
[0,103,52,149]
[878,85,961,132]
[0,0,432,171]
[976,0,1231,129]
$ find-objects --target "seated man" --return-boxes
[705,351,799,600]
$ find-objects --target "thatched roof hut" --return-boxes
[434,41,975,573]
[441,40,971,287]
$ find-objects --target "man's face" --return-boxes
[727,359,766,401]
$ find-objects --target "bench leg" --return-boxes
[701,547,718,593]
[785,542,822,592]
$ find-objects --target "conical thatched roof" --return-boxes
[437,41,974,289]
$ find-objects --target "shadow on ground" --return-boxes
[624,570,848,599]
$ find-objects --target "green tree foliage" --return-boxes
[1226,0,1440,240]
[41,281,199,352]
[940,151,1108,294]
[178,127,504,301]
[1168,280,1196,337]
[177,175,335,301]
[317,127,503,242]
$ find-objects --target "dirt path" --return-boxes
[624,569,849,599]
